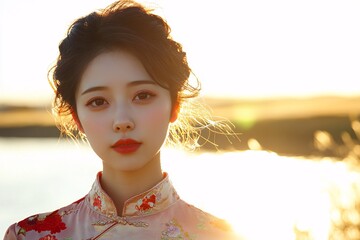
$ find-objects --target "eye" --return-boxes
[86,98,108,108]
[133,91,155,102]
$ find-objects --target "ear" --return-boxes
[71,108,84,133]
[170,102,180,123]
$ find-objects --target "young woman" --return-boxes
[4,1,240,239]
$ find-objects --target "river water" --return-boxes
[1,138,359,240]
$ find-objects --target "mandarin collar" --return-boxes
[87,172,180,218]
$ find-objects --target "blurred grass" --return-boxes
[1,95,360,126]
[1,96,360,157]
[205,96,360,120]
[313,117,360,240]
[0,106,54,126]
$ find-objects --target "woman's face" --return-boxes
[75,50,173,172]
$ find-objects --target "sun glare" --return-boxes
[1,139,359,239]
[162,149,360,240]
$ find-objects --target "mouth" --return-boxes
[111,138,142,154]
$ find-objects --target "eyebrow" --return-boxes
[81,80,156,95]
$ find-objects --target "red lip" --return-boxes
[111,138,142,154]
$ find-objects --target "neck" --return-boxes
[100,153,163,216]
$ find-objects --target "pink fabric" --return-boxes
[4,172,241,240]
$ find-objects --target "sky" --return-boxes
[0,0,360,105]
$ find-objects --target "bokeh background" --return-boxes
[1,0,360,239]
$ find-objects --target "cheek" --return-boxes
[78,111,109,135]
[140,104,171,131]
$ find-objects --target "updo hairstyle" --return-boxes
[49,0,233,150]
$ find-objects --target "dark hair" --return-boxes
[49,0,234,149]
[50,1,198,123]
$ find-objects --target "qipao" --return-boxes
[4,172,241,240]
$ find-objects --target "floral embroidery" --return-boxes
[155,191,162,202]
[17,210,66,235]
[161,219,194,240]
[39,234,58,240]
[135,193,156,212]
[163,224,181,238]
[93,194,102,210]
[6,172,238,239]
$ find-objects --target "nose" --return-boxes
[113,119,135,132]
[112,108,135,133]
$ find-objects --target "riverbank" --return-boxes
[1,96,359,157]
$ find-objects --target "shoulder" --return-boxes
[186,202,232,230]
[4,196,86,240]
[174,200,242,239]
[3,223,17,240]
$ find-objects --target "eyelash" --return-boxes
[86,98,108,108]
[133,91,156,101]
[85,91,156,108]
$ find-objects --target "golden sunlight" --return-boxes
[1,139,359,239]
[1,1,360,239]
[162,149,360,240]
[1,0,360,105]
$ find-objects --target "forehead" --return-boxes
[79,50,153,89]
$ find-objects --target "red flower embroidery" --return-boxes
[93,195,102,210]
[39,234,58,240]
[18,211,66,234]
[136,194,156,212]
